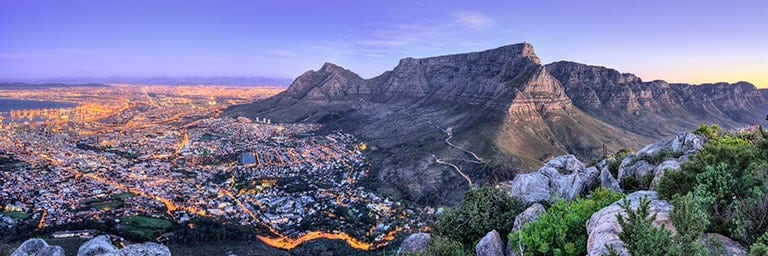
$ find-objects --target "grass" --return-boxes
[0,211,30,219]
[120,216,173,229]
[119,215,174,241]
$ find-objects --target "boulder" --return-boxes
[512,203,546,232]
[650,160,681,190]
[635,132,704,157]
[475,230,504,256]
[77,235,171,256]
[702,233,747,256]
[599,168,622,193]
[505,155,599,203]
[507,203,546,256]
[617,160,655,186]
[398,232,431,254]
[11,238,65,256]
[78,235,117,256]
[585,191,675,256]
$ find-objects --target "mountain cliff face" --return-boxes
[227,43,768,204]
[546,61,768,137]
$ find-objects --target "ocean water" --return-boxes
[0,98,77,123]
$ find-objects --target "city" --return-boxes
[0,84,430,251]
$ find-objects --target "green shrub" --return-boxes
[656,124,768,243]
[750,243,768,256]
[606,148,632,178]
[508,187,623,256]
[433,186,525,250]
[425,235,471,256]
[616,195,679,256]
[671,193,709,256]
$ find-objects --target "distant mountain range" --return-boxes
[0,76,293,86]
[222,43,767,204]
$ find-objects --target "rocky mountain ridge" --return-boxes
[228,43,768,204]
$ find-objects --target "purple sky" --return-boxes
[1,0,766,86]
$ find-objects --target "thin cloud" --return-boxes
[456,11,494,30]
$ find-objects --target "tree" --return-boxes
[433,186,525,250]
[671,193,709,256]
[616,196,679,256]
[426,235,471,256]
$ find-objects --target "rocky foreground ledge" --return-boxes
[397,132,751,256]
[11,235,170,256]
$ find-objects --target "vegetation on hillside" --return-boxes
[657,124,768,246]
[428,186,525,255]
[508,188,623,256]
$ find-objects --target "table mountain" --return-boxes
[227,43,768,204]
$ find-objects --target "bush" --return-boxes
[657,124,768,243]
[671,193,709,256]
[508,188,623,256]
[433,186,525,251]
[425,235,471,256]
[750,243,768,256]
[616,195,679,256]
[606,148,632,178]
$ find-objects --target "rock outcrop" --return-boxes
[702,233,748,256]
[77,235,170,256]
[475,230,504,256]
[503,155,599,203]
[397,232,431,255]
[598,167,622,193]
[78,235,117,256]
[586,191,675,256]
[11,239,65,256]
[512,203,546,232]
[616,132,704,189]
[507,203,546,256]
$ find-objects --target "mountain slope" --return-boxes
[227,43,767,204]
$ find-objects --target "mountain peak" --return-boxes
[491,42,540,64]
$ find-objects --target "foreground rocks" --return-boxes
[77,235,170,256]
[397,232,431,255]
[12,235,171,256]
[11,239,65,256]
[507,203,546,256]
[475,230,504,256]
[503,155,599,203]
[617,132,704,189]
[585,191,675,256]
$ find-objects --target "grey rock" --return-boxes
[11,238,65,256]
[77,235,171,256]
[650,160,681,190]
[512,203,546,232]
[507,203,547,256]
[506,155,599,203]
[599,167,622,193]
[617,160,655,187]
[77,235,117,256]
[636,132,704,157]
[475,230,504,256]
[398,232,431,254]
[586,191,675,256]
[702,233,747,256]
